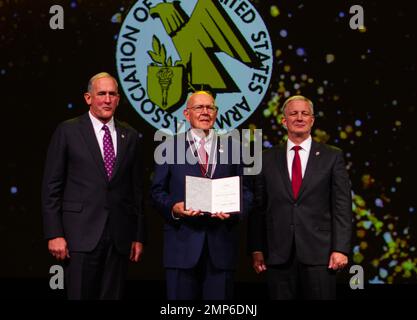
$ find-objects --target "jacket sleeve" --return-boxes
[41,124,67,240]
[247,168,268,254]
[331,150,353,255]
[133,134,147,243]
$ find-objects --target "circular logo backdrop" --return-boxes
[116,0,273,134]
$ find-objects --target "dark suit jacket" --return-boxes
[151,132,253,270]
[248,140,352,265]
[42,112,145,255]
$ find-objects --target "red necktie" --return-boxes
[291,146,302,199]
[198,138,208,176]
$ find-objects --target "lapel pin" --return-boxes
[315,151,320,156]
[121,134,125,139]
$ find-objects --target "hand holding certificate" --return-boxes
[185,176,241,214]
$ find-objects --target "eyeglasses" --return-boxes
[188,104,218,114]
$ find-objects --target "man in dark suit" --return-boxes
[151,91,252,300]
[248,95,352,299]
[42,72,145,299]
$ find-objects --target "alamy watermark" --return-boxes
[49,5,64,30]
[349,264,364,289]
[49,265,64,290]
[154,129,263,175]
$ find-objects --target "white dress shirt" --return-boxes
[89,111,118,159]
[190,129,214,163]
[286,136,312,180]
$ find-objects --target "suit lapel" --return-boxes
[79,113,107,181]
[111,121,128,180]
[275,143,293,199]
[298,140,321,199]
[184,132,202,177]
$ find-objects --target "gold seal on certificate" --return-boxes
[185,176,241,214]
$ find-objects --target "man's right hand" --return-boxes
[48,237,70,261]
[172,201,202,218]
[252,251,267,274]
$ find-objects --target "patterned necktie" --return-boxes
[291,145,302,199]
[198,138,209,176]
[102,125,116,180]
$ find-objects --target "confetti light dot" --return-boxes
[1,69,5,75]
[111,13,122,23]
[346,153,351,158]
[338,12,345,18]
[279,29,287,38]
[263,109,271,117]
[270,6,280,17]
[263,141,272,148]
[355,131,362,137]
[392,100,398,106]
[395,120,401,127]
[379,268,388,279]
[326,54,335,64]
[375,198,384,208]
[67,103,73,109]
[355,120,362,127]
[395,177,402,183]
[296,48,306,57]
[390,187,396,193]
[317,87,324,95]
[10,186,18,194]
[70,1,77,9]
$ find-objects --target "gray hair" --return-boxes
[87,72,119,93]
[281,95,314,115]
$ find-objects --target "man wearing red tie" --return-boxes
[151,91,252,300]
[248,95,352,299]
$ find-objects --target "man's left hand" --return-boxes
[130,241,144,262]
[328,252,348,270]
[210,212,230,220]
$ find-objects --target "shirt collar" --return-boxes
[287,135,312,153]
[190,128,214,144]
[89,111,116,134]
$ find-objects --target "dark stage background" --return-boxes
[1,0,416,298]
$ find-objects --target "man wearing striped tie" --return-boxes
[152,91,253,300]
